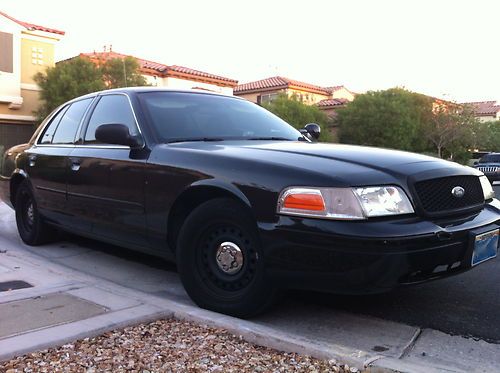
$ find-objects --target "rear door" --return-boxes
[66,93,149,247]
[27,98,94,224]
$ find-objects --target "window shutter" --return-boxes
[0,32,13,73]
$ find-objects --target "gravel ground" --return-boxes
[0,318,360,373]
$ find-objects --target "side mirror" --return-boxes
[303,123,321,140]
[473,161,479,166]
[95,123,143,148]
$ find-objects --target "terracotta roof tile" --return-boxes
[317,98,348,107]
[0,11,65,35]
[234,76,330,95]
[323,86,344,93]
[169,65,237,83]
[81,51,168,72]
[463,101,500,116]
[80,51,237,84]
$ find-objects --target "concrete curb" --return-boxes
[2,228,499,372]
[0,304,173,362]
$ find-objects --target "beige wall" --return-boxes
[0,19,22,103]
[143,74,234,95]
[20,36,55,84]
[331,87,355,101]
[286,88,329,104]
[478,115,500,123]
[235,89,285,103]
[236,88,329,104]
[164,76,234,95]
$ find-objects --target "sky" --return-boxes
[2,0,499,102]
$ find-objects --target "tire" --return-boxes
[177,198,277,318]
[15,180,56,245]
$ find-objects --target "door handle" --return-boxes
[70,158,81,172]
[28,154,37,167]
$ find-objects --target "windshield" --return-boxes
[138,92,303,142]
[479,154,500,163]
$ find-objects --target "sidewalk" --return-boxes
[1,203,500,372]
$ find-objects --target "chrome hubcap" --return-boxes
[26,203,34,226]
[215,241,244,275]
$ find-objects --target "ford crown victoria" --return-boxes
[1,88,499,317]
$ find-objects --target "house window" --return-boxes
[0,32,13,73]
[31,47,44,65]
[259,93,279,105]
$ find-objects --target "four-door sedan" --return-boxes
[1,88,499,317]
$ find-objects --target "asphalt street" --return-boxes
[2,184,500,345]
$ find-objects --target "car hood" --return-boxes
[163,141,478,187]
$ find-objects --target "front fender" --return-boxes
[188,179,252,208]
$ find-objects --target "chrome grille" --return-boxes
[477,166,499,173]
[414,175,484,214]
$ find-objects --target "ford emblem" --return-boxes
[451,186,465,198]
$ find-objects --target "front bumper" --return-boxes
[258,201,500,294]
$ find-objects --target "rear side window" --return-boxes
[39,106,69,144]
[52,99,93,144]
[84,94,138,144]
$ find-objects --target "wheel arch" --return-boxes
[167,180,253,253]
[9,169,28,207]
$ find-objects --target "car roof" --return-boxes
[71,87,240,102]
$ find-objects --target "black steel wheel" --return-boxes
[15,180,56,245]
[177,198,276,317]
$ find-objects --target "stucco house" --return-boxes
[0,11,64,150]
[233,76,354,122]
[463,101,500,122]
[66,49,238,95]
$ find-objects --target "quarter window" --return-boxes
[52,99,92,144]
[38,106,69,144]
[84,95,138,144]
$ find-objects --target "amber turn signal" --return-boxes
[283,193,326,211]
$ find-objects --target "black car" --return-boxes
[1,88,499,317]
[475,153,500,183]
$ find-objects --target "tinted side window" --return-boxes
[84,95,138,144]
[38,106,68,144]
[52,99,92,144]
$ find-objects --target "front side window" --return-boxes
[85,94,138,144]
[52,99,93,144]
[138,92,302,143]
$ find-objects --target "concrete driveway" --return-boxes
[1,185,500,372]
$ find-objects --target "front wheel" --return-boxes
[177,198,277,318]
[15,180,56,245]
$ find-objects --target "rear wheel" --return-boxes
[177,198,276,318]
[15,180,56,245]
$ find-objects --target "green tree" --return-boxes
[101,57,148,89]
[262,93,332,141]
[422,105,478,160]
[33,57,105,120]
[474,120,500,152]
[337,88,433,152]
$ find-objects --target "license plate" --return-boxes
[472,229,499,266]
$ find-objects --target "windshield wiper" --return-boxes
[247,137,292,141]
[167,137,224,144]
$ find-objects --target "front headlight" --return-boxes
[479,176,495,200]
[277,186,414,220]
